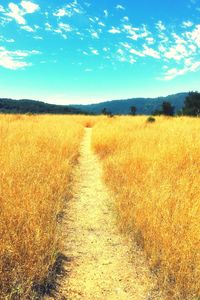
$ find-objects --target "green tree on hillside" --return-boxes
[182,91,200,116]
[101,108,108,115]
[101,107,113,117]
[130,105,137,115]
[153,101,174,116]
[162,101,174,116]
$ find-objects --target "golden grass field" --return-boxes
[0,114,199,299]
[0,115,91,299]
[92,116,200,299]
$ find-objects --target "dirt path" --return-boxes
[48,128,164,300]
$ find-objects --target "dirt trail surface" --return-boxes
[47,128,164,300]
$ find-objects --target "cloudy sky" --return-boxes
[0,0,200,104]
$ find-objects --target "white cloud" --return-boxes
[172,33,186,44]
[21,1,39,13]
[188,44,196,52]
[146,37,154,45]
[85,68,93,72]
[182,20,193,28]
[54,29,62,34]
[21,25,35,32]
[0,46,39,70]
[91,32,99,38]
[143,45,160,58]
[45,22,52,31]
[98,21,105,27]
[185,25,200,47]
[120,42,131,49]
[53,1,84,18]
[91,49,99,55]
[117,48,124,55]
[190,61,200,71]
[163,67,185,80]
[123,24,142,40]
[6,3,26,24]
[164,44,188,61]
[5,1,39,25]
[118,56,126,62]
[156,20,166,31]
[104,10,108,18]
[58,22,72,32]
[53,8,67,17]
[116,5,125,10]
[163,60,200,80]
[0,5,5,12]
[0,36,15,43]
[123,16,129,21]
[33,36,43,40]
[128,33,139,40]
[6,38,15,43]
[129,57,136,64]
[108,27,121,34]
[129,48,144,57]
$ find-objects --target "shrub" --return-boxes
[146,116,156,123]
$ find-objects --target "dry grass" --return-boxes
[92,116,200,299]
[0,114,84,299]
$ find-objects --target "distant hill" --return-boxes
[0,93,188,115]
[0,98,83,114]
[71,93,188,115]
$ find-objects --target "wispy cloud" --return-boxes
[91,49,99,55]
[21,25,35,32]
[143,45,160,59]
[182,20,193,27]
[129,48,144,57]
[116,5,125,10]
[0,46,40,70]
[163,61,200,80]
[1,0,200,81]
[104,10,108,18]
[21,1,39,14]
[156,20,166,31]
[4,1,39,24]
[108,27,121,34]
[53,1,84,18]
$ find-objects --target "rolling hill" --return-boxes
[71,93,188,115]
[0,93,188,115]
[0,98,82,114]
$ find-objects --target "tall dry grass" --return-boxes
[0,114,84,299]
[92,116,200,299]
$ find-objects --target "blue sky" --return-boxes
[0,0,200,104]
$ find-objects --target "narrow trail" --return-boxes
[48,128,164,300]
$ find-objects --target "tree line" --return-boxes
[101,91,200,117]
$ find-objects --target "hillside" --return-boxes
[0,93,188,115]
[71,93,188,115]
[0,98,82,114]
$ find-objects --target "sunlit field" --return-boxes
[92,116,200,299]
[0,114,89,299]
[1,114,199,299]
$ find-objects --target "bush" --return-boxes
[146,116,156,123]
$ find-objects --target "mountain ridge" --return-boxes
[0,92,188,115]
[71,92,188,115]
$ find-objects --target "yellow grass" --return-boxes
[0,114,85,299]
[92,116,200,299]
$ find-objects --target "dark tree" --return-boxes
[182,91,200,116]
[130,105,137,115]
[101,108,108,115]
[101,107,113,116]
[152,109,162,116]
[162,101,174,116]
